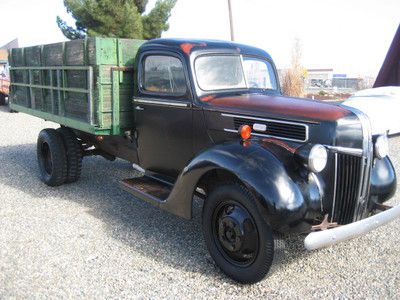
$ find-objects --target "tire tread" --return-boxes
[57,127,82,183]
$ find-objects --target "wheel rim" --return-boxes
[212,200,259,267]
[40,142,53,175]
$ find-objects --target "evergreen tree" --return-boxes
[57,0,177,40]
[142,0,176,39]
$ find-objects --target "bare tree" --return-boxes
[281,38,306,97]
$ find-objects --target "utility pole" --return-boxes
[228,0,234,41]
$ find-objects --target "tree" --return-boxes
[57,0,177,40]
[280,38,306,97]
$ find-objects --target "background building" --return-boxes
[305,67,365,93]
[306,68,333,88]
[0,39,19,78]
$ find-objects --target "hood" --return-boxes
[204,93,351,123]
[203,93,365,150]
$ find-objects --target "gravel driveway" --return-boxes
[0,106,399,299]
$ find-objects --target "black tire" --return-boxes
[57,127,83,183]
[37,129,67,186]
[0,93,5,106]
[202,183,274,284]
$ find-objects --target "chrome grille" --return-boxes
[331,153,363,225]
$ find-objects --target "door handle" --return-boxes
[135,106,144,111]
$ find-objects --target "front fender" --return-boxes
[370,156,397,204]
[164,140,308,227]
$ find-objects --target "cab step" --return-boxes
[120,175,173,207]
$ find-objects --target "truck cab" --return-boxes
[9,38,399,284]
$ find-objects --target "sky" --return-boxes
[0,0,399,77]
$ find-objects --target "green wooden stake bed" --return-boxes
[9,38,145,135]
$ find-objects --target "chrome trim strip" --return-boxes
[305,204,400,250]
[223,128,308,143]
[331,153,338,222]
[134,98,189,108]
[251,132,306,143]
[222,113,308,126]
[324,145,363,157]
[221,113,309,142]
[224,128,238,134]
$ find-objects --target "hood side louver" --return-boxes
[233,117,308,142]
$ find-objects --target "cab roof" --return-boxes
[142,38,273,61]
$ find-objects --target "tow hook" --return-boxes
[311,214,340,231]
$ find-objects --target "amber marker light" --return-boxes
[239,125,252,140]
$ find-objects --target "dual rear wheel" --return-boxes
[37,127,82,186]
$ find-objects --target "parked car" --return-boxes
[0,74,10,106]
[8,38,399,284]
[342,86,400,136]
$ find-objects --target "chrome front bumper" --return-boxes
[304,204,400,250]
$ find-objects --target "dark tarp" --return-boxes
[374,24,400,87]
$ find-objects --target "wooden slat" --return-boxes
[9,37,145,135]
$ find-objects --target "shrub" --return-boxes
[280,39,306,98]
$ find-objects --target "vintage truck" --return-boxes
[8,38,400,283]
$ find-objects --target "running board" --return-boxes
[120,175,196,220]
[120,176,172,208]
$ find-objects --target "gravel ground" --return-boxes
[0,106,399,299]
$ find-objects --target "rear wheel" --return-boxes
[37,129,67,186]
[57,127,83,183]
[202,183,274,284]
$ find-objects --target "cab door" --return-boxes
[134,51,193,177]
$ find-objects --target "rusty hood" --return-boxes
[203,93,351,123]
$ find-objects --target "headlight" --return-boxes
[375,135,389,159]
[308,144,328,173]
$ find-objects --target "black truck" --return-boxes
[8,38,399,283]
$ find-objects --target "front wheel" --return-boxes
[202,183,274,284]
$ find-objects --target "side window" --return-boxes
[143,55,187,94]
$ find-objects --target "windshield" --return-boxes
[194,55,278,92]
